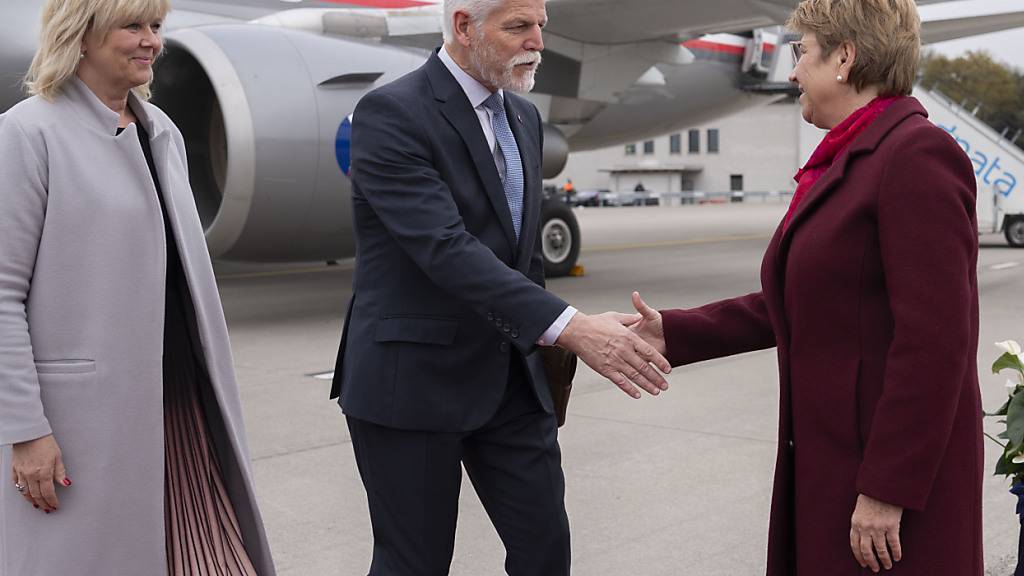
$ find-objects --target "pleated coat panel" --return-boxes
[0,77,275,575]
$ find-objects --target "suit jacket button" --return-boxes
[511,329,519,338]
[503,325,511,333]
[487,313,494,321]
[787,440,794,449]
[499,342,509,352]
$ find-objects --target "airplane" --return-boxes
[2,0,1023,276]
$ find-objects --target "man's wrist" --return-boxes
[554,310,586,347]
[540,306,578,346]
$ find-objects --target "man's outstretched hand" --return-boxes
[556,309,671,399]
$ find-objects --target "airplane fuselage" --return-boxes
[0,0,773,265]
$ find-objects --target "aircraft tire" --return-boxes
[540,199,581,278]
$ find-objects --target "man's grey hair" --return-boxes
[441,0,504,43]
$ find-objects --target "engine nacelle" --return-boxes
[153,25,424,262]
[153,26,572,262]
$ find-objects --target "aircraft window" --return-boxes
[688,130,700,154]
[708,129,720,153]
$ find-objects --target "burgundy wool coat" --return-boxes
[661,97,982,575]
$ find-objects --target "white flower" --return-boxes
[996,340,1023,355]
[1013,452,1024,465]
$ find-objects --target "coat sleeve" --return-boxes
[661,292,777,367]
[351,90,567,354]
[855,126,978,511]
[0,114,53,445]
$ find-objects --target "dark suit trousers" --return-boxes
[346,357,571,576]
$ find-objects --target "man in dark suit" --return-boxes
[330,0,672,573]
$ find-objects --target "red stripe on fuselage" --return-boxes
[681,39,745,55]
[320,0,432,7]
[681,39,777,61]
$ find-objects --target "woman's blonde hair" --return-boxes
[25,0,171,101]
[787,0,920,97]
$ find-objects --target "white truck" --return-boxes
[915,86,1024,247]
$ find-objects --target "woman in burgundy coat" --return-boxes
[628,0,982,574]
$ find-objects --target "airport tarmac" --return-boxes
[214,203,1022,575]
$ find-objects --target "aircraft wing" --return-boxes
[201,0,1024,48]
[181,0,799,43]
[542,0,965,44]
[920,10,1024,44]
[170,0,435,21]
[544,0,798,43]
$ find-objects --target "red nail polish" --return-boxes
[44,510,50,514]
[62,478,72,487]
[33,505,39,509]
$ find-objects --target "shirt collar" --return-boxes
[438,45,502,110]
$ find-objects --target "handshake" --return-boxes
[555,292,671,399]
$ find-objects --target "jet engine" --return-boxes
[153,25,433,262]
[154,25,573,267]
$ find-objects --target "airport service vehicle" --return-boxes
[915,87,1024,246]
[2,1,1023,273]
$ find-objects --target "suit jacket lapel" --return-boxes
[505,96,539,272]
[427,54,518,254]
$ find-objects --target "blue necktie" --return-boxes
[483,92,524,241]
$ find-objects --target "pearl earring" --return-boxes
[836,75,843,82]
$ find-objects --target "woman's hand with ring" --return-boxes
[11,434,71,513]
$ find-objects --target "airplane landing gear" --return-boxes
[540,198,581,278]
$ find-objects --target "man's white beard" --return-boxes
[468,40,542,93]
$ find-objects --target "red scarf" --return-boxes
[783,96,901,230]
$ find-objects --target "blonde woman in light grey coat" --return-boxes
[0,1,275,574]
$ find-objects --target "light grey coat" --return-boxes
[0,77,275,575]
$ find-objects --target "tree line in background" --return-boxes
[920,51,1024,151]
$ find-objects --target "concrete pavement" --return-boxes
[214,203,1022,575]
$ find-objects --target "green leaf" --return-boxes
[1005,391,1024,450]
[996,454,1017,476]
[993,352,1024,375]
[996,457,1009,476]
[996,449,1024,477]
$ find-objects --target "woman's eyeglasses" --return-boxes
[789,40,805,64]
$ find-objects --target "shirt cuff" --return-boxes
[537,306,577,346]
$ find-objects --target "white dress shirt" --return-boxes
[438,46,576,346]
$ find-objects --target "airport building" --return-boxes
[549,98,827,202]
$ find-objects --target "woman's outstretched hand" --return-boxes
[629,291,666,357]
